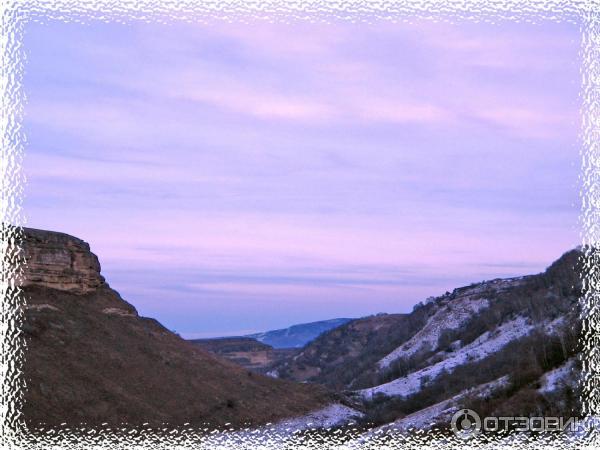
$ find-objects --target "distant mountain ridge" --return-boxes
[247,318,354,348]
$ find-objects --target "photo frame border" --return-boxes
[1,0,598,448]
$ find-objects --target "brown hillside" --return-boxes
[191,337,297,373]
[20,227,332,428]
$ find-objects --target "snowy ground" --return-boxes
[380,376,509,432]
[543,315,567,335]
[269,403,363,432]
[198,403,364,448]
[538,358,577,394]
[377,276,531,371]
[359,316,533,400]
[377,295,490,369]
[346,377,509,446]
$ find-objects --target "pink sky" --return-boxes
[22,18,581,337]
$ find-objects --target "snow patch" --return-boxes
[352,376,509,444]
[359,316,533,400]
[272,403,363,432]
[539,358,577,394]
[378,295,490,369]
[543,316,567,335]
[386,376,509,432]
[201,403,364,447]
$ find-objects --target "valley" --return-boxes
[19,227,340,428]
[264,248,582,431]
[19,226,583,437]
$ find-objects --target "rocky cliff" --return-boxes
[20,227,336,428]
[21,228,105,294]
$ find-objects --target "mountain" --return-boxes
[19,227,338,428]
[190,337,297,373]
[270,249,583,429]
[18,226,583,434]
[246,318,354,348]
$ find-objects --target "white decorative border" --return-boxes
[580,3,600,448]
[0,0,597,448]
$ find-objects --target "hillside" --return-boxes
[19,226,582,433]
[192,336,273,353]
[19,227,336,428]
[271,249,583,428]
[190,337,296,373]
[268,307,443,389]
[247,318,353,348]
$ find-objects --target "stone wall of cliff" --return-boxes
[21,227,105,294]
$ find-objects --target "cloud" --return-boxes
[22,19,581,335]
[25,19,579,139]
[182,83,338,121]
[470,105,576,139]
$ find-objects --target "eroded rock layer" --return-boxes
[21,227,105,294]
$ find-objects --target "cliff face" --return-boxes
[22,228,105,294]
[20,227,333,428]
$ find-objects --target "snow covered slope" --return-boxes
[377,295,489,369]
[270,248,583,435]
[359,316,533,399]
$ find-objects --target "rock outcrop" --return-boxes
[21,227,105,294]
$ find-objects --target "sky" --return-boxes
[22,18,582,338]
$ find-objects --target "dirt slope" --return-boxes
[20,227,332,428]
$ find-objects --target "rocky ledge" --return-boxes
[21,227,105,294]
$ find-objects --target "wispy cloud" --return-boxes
[22,19,581,336]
